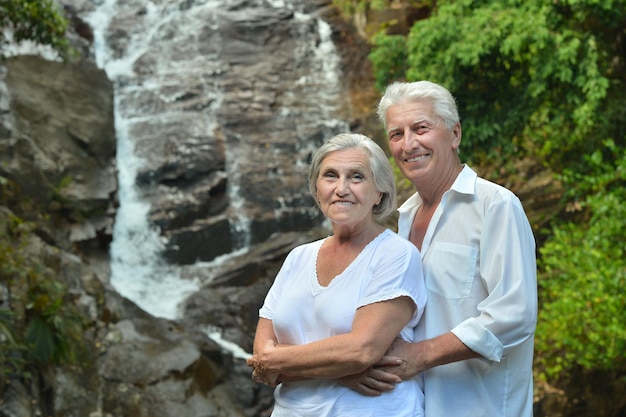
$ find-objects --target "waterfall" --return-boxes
[87,0,203,320]
[86,0,348,322]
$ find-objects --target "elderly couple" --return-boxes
[247,81,538,417]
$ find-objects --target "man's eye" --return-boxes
[389,132,402,142]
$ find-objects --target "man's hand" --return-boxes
[336,355,403,396]
[338,338,426,395]
[379,334,480,380]
[375,338,417,380]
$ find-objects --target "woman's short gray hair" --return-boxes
[308,133,397,222]
[377,81,460,130]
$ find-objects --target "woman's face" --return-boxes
[316,148,382,229]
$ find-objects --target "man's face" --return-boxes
[385,101,461,185]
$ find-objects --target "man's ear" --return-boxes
[451,122,462,150]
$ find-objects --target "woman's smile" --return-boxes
[316,148,382,229]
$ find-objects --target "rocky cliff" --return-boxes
[0,0,376,415]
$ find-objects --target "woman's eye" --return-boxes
[352,173,364,180]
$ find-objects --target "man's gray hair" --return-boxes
[377,81,460,130]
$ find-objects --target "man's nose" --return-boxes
[402,131,419,151]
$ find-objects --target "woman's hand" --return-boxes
[247,339,281,386]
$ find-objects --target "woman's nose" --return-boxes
[336,177,350,195]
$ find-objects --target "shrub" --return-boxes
[535,142,626,380]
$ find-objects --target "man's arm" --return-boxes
[339,332,479,395]
[386,332,479,378]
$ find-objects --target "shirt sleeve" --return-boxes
[359,238,427,330]
[258,248,296,320]
[451,196,538,362]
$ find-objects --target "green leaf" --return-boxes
[25,316,55,363]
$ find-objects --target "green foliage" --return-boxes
[332,0,430,16]
[0,0,72,59]
[331,0,366,17]
[535,142,626,379]
[0,180,87,379]
[0,308,28,378]
[24,277,85,365]
[368,32,408,91]
[368,0,625,168]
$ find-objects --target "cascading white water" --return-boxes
[87,0,202,320]
[86,0,347,322]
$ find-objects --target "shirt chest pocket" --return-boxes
[426,242,478,299]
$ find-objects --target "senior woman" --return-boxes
[247,133,426,417]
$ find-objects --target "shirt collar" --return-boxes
[452,164,477,195]
[398,164,476,214]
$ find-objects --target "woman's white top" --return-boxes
[259,229,426,417]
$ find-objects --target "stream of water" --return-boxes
[85,0,346,321]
